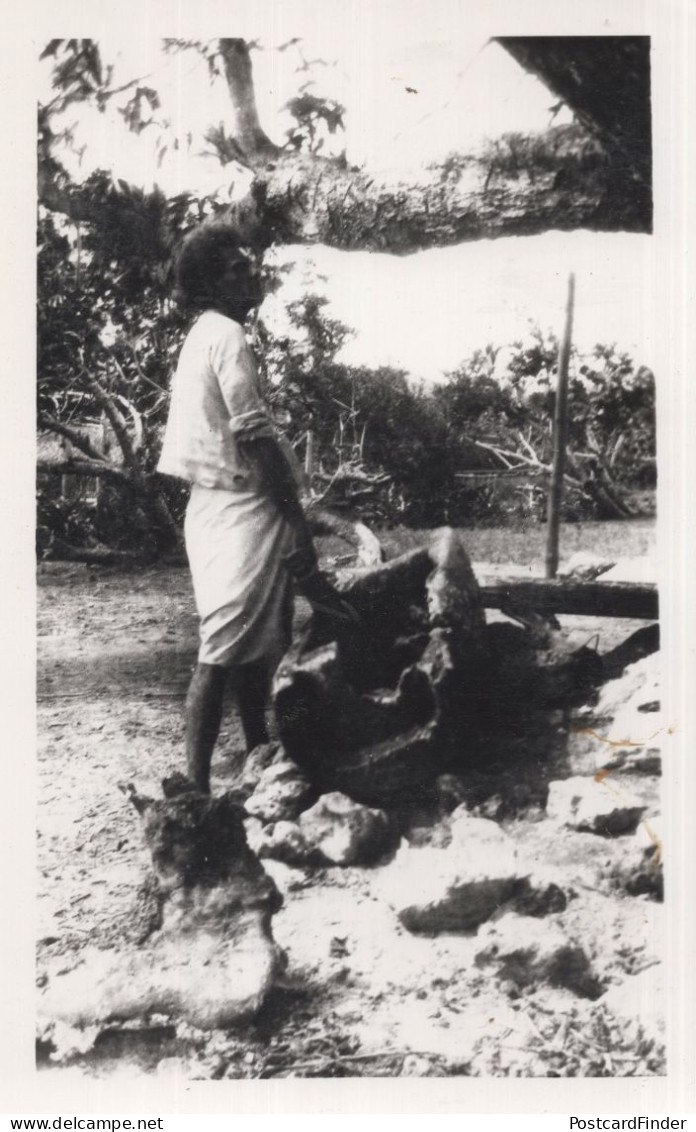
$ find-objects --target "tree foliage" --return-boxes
[283,89,345,154]
[256,298,655,528]
[436,328,656,521]
[37,188,200,561]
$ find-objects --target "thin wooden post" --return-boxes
[545,273,575,579]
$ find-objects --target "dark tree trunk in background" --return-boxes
[495,36,652,232]
[218,39,280,161]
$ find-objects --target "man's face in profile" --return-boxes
[219,249,263,319]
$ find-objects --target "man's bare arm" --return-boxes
[238,434,317,567]
[239,434,359,623]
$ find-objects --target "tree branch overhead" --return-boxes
[39,37,654,250]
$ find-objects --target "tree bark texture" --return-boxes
[40,127,647,252]
[232,138,636,254]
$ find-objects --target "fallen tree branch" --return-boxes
[480,578,658,620]
[307,506,385,565]
[470,439,521,469]
[79,371,183,552]
[264,1047,439,1076]
[113,393,144,454]
[595,471,635,518]
[516,430,543,462]
[104,351,145,453]
[38,414,108,464]
[128,345,169,399]
[470,437,636,518]
[38,458,133,485]
[85,374,142,478]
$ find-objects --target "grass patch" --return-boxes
[321,518,656,572]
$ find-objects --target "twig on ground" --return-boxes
[265,1047,446,1075]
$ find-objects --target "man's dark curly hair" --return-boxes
[173,222,247,312]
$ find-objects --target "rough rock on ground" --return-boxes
[601,816,663,899]
[243,758,315,823]
[474,915,600,997]
[567,652,663,778]
[597,963,665,1043]
[246,817,313,865]
[508,873,568,917]
[260,858,312,898]
[240,743,285,794]
[245,792,395,868]
[298,792,395,866]
[381,819,523,933]
[546,775,647,835]
[40,790,284,1031]
[447,806,513,850]
[395,809,567,921]
[593,654,660,720]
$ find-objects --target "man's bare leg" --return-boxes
[237,659,273,753]
[184,662,228,793]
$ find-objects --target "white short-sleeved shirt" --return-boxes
[157,310,275,492]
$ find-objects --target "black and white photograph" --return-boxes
[16,0,693,1109]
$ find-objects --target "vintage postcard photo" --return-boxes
[4,0,695,1116]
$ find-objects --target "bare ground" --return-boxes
[36,520,665,1079]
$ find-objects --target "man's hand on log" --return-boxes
[284,549,360,624]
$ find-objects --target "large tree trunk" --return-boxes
[234,142,626,253]
[40,125,635,253]
[39,130,633,254]
[238,148,611,252]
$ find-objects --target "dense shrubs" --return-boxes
[259,298,656,528]
[37,203,656,555]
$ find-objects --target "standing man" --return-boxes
[159,222,350,793]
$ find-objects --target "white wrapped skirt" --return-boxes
[184,483,295,668]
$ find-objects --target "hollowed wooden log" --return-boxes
[273,533,657,806]
[273,529,486,806]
